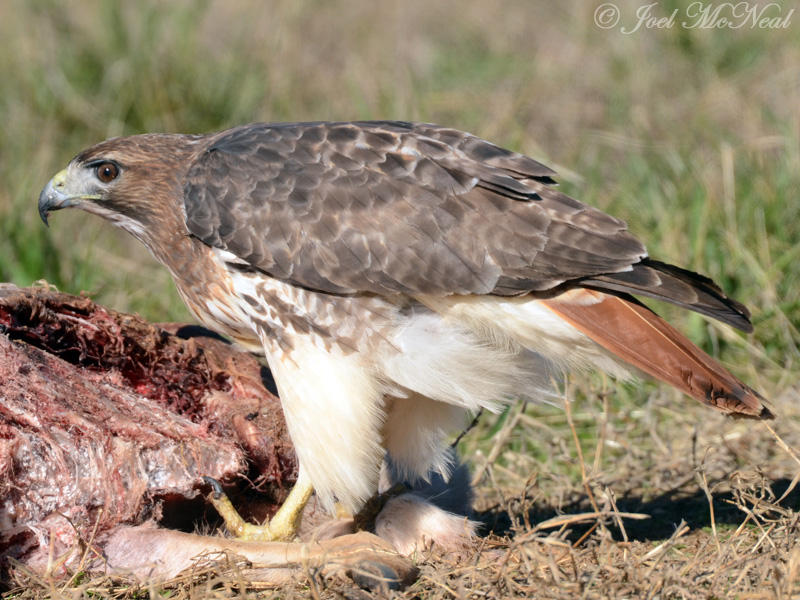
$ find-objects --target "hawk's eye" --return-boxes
[95,162,119,183]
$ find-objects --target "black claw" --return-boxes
[202,475,224,499]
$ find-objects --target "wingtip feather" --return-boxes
[584,259,755,333]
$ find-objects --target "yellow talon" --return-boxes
[205,475,314,541]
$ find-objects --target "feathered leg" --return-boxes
[208,325,387,540]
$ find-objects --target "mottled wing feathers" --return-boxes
[183,121,645,296]
[182,121,752,332]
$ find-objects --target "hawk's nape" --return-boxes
[38,120,770,542]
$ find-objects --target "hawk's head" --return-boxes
[39,133,202,246]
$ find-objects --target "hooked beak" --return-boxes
[38,169,75,227]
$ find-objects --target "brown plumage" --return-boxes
[38,121,770,538]
[542,290,768,417]
[182,122,648,296]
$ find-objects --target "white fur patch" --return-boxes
[375,494,477,556]
[375,305,559,481]
[82,203,149,243]
[418,294,630,379]
[378,309,555,413]
[260,333,385,514]
[382,394,467,481]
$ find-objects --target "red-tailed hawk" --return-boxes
[39,121,770,540]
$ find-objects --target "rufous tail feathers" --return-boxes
[541,290,771,419]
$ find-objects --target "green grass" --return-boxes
[1,0,799,596]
